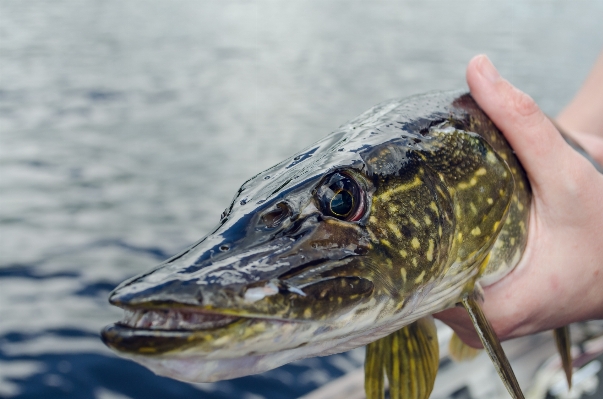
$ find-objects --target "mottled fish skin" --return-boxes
[101,91,530,382]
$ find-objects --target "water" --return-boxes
[1,1,602,398]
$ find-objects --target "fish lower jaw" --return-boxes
[120,308,239,331]
[122,333,356,383]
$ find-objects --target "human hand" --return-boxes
[434,55,603,348]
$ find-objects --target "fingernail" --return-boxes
[478,55,500,83]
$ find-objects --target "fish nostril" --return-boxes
[260,202,291,229]
[219,244,230,252]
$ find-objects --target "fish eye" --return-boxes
[317,172,365,221]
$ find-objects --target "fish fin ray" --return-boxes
[553,325,573,389]
[461,294,524,399]
[364,336,385,399]
[383,316,439,399]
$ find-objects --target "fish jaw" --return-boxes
[101,181,383,373]
[106,320,381,383]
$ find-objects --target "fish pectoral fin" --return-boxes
[365,335,385,399]
[461,295,525,399]
[448,331,481,362]
[553,325,573,389]
[364,316,439,399]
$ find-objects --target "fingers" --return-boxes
[465,55,572,188]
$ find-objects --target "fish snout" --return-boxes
[108,278,205,309]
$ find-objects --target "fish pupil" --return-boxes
[330,189,353,216]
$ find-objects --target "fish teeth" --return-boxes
[120,309,237,331]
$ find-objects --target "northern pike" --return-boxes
[102,91,578,398]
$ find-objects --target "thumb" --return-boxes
[465,55,572,188]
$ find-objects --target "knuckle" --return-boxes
[512,88,541,119]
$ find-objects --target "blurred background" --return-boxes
[1,1,602,399]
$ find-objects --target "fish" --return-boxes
[101,90,576,399]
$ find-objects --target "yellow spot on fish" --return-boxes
[457,182,469,190]
[475,167,487,176]
[409,216,420,227]
[470,177,477,186]
[426,239,434,262]
[471,227,481,236]
[424,216,432,225]
[214,336,232,346]
[369,216,377,224]
[436,185,446,197]
[304,308,312,318]
[457,232,463,242]
[510,237,516,245]
[438,226,442,237]
[493,221,500,231]
[430,202,438,213]
[517,202,524,211]
[487,151,497,163]
[387,223,402,239]
[379,176,422,201]
[487,198,493,205]
[412,258,418,267]
[400,268,407,282]
[386,259,393,269]
[470,203,477,214]
[411,237,420,249]
[381,239,392,247]
[400,249,408,258]
[414,271,425,283]
[389,205,399,214]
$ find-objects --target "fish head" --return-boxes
[101,94,494,383]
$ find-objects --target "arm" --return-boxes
[435,55,603,348]
[557,51,603,165]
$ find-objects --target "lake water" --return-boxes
[1,1,602,398]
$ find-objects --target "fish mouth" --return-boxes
[119,308,241,331]
[101,307,299,356]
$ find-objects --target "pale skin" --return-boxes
[435,54,603,348]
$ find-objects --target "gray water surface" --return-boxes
[1,1,602,398]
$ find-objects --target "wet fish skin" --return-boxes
[101,90,530,383]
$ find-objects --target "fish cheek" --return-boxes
[288,277,374,321]
[365,167,455,295]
